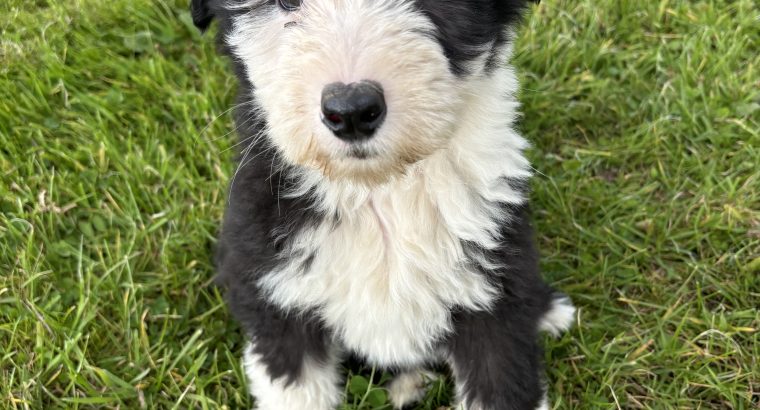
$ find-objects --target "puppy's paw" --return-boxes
[387,370,436,409]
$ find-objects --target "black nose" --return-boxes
[321,81,386,142]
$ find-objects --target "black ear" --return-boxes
[191,0,214,32]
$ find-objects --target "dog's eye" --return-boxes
[277,0,301,11]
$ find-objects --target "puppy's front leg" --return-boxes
[232,293,342,410]
[244,340,342,410]
[446,306,548,410]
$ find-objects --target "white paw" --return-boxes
[536,394,550,410]
[387,370,436,409]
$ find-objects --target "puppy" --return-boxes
[191,0,574,409]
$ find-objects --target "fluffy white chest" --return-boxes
[259,169,502,367]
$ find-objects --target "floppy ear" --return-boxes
[191,0,214,32]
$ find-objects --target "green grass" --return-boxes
[1,0,758,408]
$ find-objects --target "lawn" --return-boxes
[1,0,758,409]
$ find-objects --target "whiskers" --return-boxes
[228,126,278,205]
[195,98,277,204]
[196,99,258,144]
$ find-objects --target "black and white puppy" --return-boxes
[191,0,574,409]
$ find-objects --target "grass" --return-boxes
[1,0,758,408]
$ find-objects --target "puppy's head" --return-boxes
[194,0,537,185]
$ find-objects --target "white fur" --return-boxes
[243,343,342,410]
[539,296,576,337]
[228,0,466,184]
[387,370,437,409]
[536,395,551,410]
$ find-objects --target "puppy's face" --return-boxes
[193,0,535,185]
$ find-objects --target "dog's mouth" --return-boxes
[348,147,374,159]
[347,146,374,159]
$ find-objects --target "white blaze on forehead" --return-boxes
[227,0,459,183]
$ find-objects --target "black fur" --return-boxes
[212,89,333,382]
[452,204,554,409]
[190,0,214,32]
[414,0,538,75]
